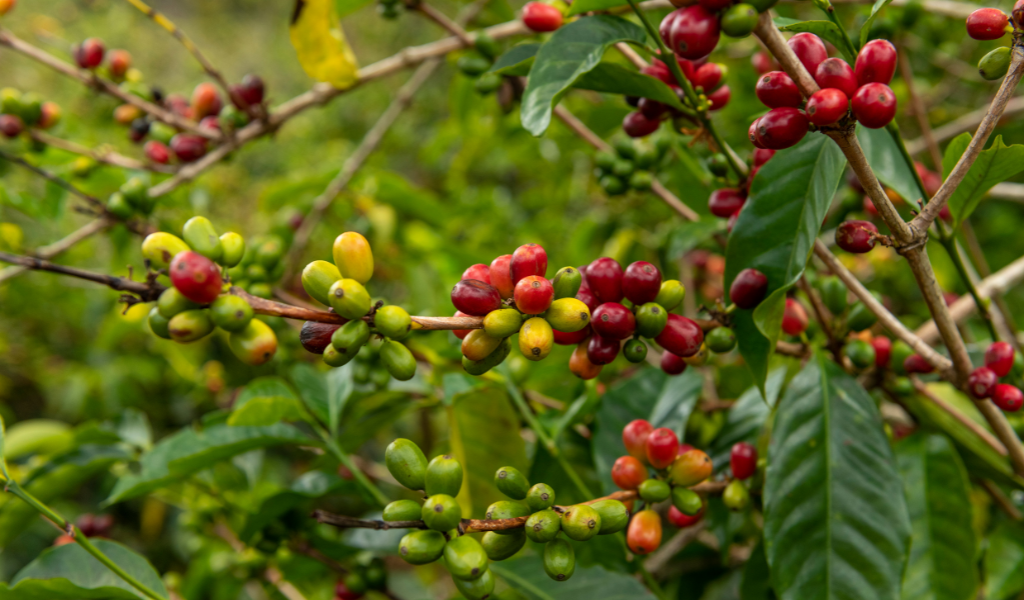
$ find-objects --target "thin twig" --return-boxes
[906,96,1024,155]
[0,219,109,284]
[0,251,162,300]
[911,378,1007,456]
[979,478,1023,520]
[29,130,176,174]
[646,521,708,573]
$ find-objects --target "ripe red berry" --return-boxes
[623,111,661,138]
[851,83,897,129]
[836,219,879,253]
[693,63,723,91]
[661,352,688,375]
[170,134,208,162]
[730,442,757,480]
[623,419,654,461]
[748,118,766,150]
[627,509,663,555]
[144,140,171,164]
[993,384,1024,412]
[667,5,721,60]
[642,63,675,87]
[985,341,1015,377]
[170,251,223,304]
[108,49,131,79]
[755,71,802,109]
[655,313,704,357]
[708,188,746,218]
[872,336,892,368]
[611,455,648,490]
[754,107,809,150]
[451,279,502,316]
[198,116,221,132]
[335,581,362,600]
[489,254,514,299]
[1014,0,1024,29]
[514,275,554,314]
[587,257,624,303]
[814,58,859,98]
[645,427,680,469]
[623,261,662,305]
[587,333,620,365]
[462,263,491,284]
[752,148,774,167]
[73,38,105,69]
[668,504,704,527]
[553,326,590,345]
[452,310,473,340]
[707,84,731,111]
[903,353,934,374]
[638,97,667,120]
[787,32,827,75]
[968,366,999,399]
[966,8,1009,40]
[191,82,223,120]
[522,2,563,32]
[0,114,23,138]
[751,51,778,75]
[576,286,599,313]
[592,302,636,340]
[511,243,548,285]
[781,298,808,336]
[806,88,849,126]
[730,268,768,309]
[855,39,897,86]
[237,74,265,107]
[915,162,942,197]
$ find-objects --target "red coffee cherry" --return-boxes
[993,384,1024,412]
[170,134,208,163]
[730,442,757,480]
[462,263,491,284]
[748,118,767,149]
[781,298,808,336]
[968,366,999,399]
[752,148,775,167]
[627,509,663,555]
[708,188,747,218]
[335,581,362,600]
[755,71,802,109]
[452,310,473,340]
[451,279,502,316]
[144,140,171,164]
[751,51,778,75]
[586,333,620,365]
[576,286,599,313]
[915,162,942,197]
[1014,0,1024,29]
[73,38,105,69]
[903,354,934,374]
[814,58,859,98]
[108,49,131,79]
[0,114,24,138]
[170,251,223,304]
[642,63,675,87]
[623,419,654,461]
[855,39,897,86]
[872,336,892,368]
[754,107,809,150]
[693,62,723,91]
[645,427,680,469]
[851,83,897,129]
[655,313,704,357]
[237,74,265,108]
[511,243,548,285]
[661,352,688,375]
[806,88,849,126]
[730,268,768,309]
[638,98,667,120]
[489,254,514,299]
[623,111,661,138]
[667,5,721,60]
[592,302,636,340]
[836,219,879,253]
[586,257,624,303]
[787,32,827,75]
[611,455,648,490]
[623,261,662,305]
[514,275,554,314]
[554,326,591,345]
[522,2,563,32]
[966,8,1009,40]
[191,82,223,120]
[707,84,731,111]
[985,341,1015,377]
[668,504,704,527]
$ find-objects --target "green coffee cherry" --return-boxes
[494,466,530,500]
[705,326,737,353]
[613,138,636,160]
[474,32,500,59]
[486,500,530,523]
[638,478,671,503]
[671,487,703,516]
[247,264,269,282]
[444,535,489,581]
[655,280,685,311]
[168,309,215,343]
[847,298,879,332]
[819,276,847,315]
[561,505,601,541]
[979,47,1011,80]
[552,267,582,300]
[635,145,660,169]
[890,376,914,396]
[457,54,492,77]
[182,216,222,262]
[483,308,523,338]
[248,283,273,299]
[218,232,246,268]
[142,232,191,270]
[329,278,372,319]
[543,538,575,582]
[590,499,629,535]
[594,151,616,171]
[364,559,387,590]
[376,305,412,340]
[323,343,357,367]
[629,171,653,191]
[106,192,134,219]
[481,530,526,561]
[210,295,253,331]
[545,298,591,333]
[623,338,648,363]
[723,479,750,511]
[383,499,422,522]
[302,260,342,306]
[721,3,758,36]
[422,494,462,531]
[426,454,464,496]
[385,438,428,491]
[612,159,635,178]
[148,307,171,339]
[158,287,200,318]
[255,236,286,269]
[890,340,913,375]
[120,177,149,209]
[150,122,175,143]
[526,483,556,511]
[332,319,371,355]
[600,175,627,196]
[0,88,21,116]
[398,530,446,565]
[474,72,503,95]
[525,510,561,543]
[452,567,494,600]
[228,319,277,365]
[707,153,729,177]
[381,340,417,381]
[463,337,512,376]
[845,339,876,369]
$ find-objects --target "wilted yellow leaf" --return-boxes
[289,0,360,89]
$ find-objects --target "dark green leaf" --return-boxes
[489,43,540,76]
[896,433,978,600]
[764,353,911,600]
[741,540,775,600]
[984,521,1024,600]
[229,376,306,427]
[707,368,786,471]
[860,0,895,47]
[337,390,416,451]
[240,470,351,542]
[290,363,354,433]
[492,557,656,599]
[943,135,1024,226]
[857,125,926,205]
[521,15,648,136]
[574,63,686,110]
[776,19,857,61]
[725,134,846,392]
[567,0,629,16]
[667,218,724,261]
[941,133,971,179]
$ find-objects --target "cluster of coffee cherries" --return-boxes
[704,147,776,228]
[627,53,731,138]
[298,233,418,381]
[750,34,899,150]
[593,136,671,196]
[332,558,388,600]
[53,513,114,546]
[966,2,1024,80]
[454,34,506,96]
[0,87,61,141]
[141,220,278,366]
[967,341,1023,411]
[521,2,564,33]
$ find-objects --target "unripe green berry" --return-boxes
[543,538,575,582]
[494,466,530,500]
[426,454,464,496]
[376,305,412,340]
[552,266,582,300]
[422,494,462,531]
[623,338,648,363]
[526,483,556,511]
[705,327,737,353]
[218,232,246,268]
[210,295,253,332]
[148,306,171,339]
[655,280,685,311]
[182,216,222,263]
[638,478,671,503]
[590,499,629,535]
[381,340,416,381]
[481,530,525,561]
[398,530,445,565]
[525,509,561,543]
[383,499,422,522]
[561,504,601,541]
[385,438,428,491]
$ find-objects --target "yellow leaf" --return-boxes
[289,0,360,89]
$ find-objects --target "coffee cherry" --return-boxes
[585,257,624,303]
[385,438,428,490]
[985,341,1015,377]
[967,8,1009,40]
[721,3,758,37]
[510,243,548,285]
[639,478,671,503]
[107,49,131,79]
[708,188,746,218]
[236,73,265,108]
[383,499,423,525]
[210,295,253,332]
[444,534,489,582]
[623,111,661,138]
[229,319,278,365]
[903,353,934,374]
[451,279,502,316]
[752,51,778,75]
[170,134,208,162]
[562,504,602,541]
[730,268,768,309]
[167,309,213,343]
[655,313,704,357]
[73,38,105,69]
[182,216,222,262]
[191,82,223,119]
[552,266,583,300]
[667,6,720,60]
[836,219,879,253]
[638,97,667,120]
[693,63,724,93]
[968,366,999,399]
[855,39,897,86]
[302,260,342,306]
[0,0,16,15]
[462,329,504,361]
[755,71,802,109]
[621,261,662,305]
[979,47,1011,80]
[844,339,876,368]
[527,483,556,511]
[0,113,22,138]
[781,298,808,336]
[627,510,662,555]
[480,530,524,562]
[658,351,686,375]
[148,307,172,339]
[787,32,827,75]
[667,448,712,486]
[705,326,736,353]
[329,279,371,319]
[398,530,446,565]
[522,2,562,32]
[586,333,620,365]
[514,275,553,315]
[543,538,575,582]
[591,302,636,340]
[668,504,704,527]
[748,118,766,149]
[426,454,464,496]
[143,140,170,164]
[755,107,809,150]
[645,427,679,469]
[730,441,758,479]
[462,263,491,285]
[993,384,1024,412]
[482,308,522,338]
[569,339,602,379]
[814,58,859,98]
[590,499,629,535]
[545,298,589,334]
[872,336,892,368]
[672,486,703,517]
[38,101,61,129]
[806,88,849,126]
[623,419,654,461]
[333,231,373,284]
[635,302,668,338]
[723,479,751,511]
[525,510,561,543]
[170,251,222,304]
[655,280,685,310]
[852,83,897,129]
[519,317,554,361]
[623,338,648,363]
[752,148,775,167]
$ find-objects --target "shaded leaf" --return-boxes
[289,0,359,89]
[567,0,629,16]
[0,414,8,480]
[290,363,354,433]
[942,135,1024,226]
[858,125,926,205]
[489,43,540,76]
[240,470,352,542]
[492,556,656,600]
[984,521,1024,600]
[860,0,895,47]
[3,419,73,459]
[707,368,787,471]
[575,63,686,110]
[229,376,306,427]
[941,133,972,179]
[667,218,724,261]
[741,540,775,600]
[776,19,857,61]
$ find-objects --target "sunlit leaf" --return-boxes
[290,0,360,89]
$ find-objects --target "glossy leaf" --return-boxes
[764,353,911,600]
[941,135,1024,226]
[567,0,629,16]
[489,43,540,76]
[860,0,895,47]
[858,125,926,205]
[725,134,846,392]
[290,363,354,434]
[521,15,648,136]
[228,376,306,427]
[984,521,1024,600]
[896,433,978,600]
[492,556,656,599]
[289,0,359,89]
[775,18,857,61]
[706,368,786,471]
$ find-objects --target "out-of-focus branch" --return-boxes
[906,96,1024,155]
[30,130,176,174]
[0,219,109,284]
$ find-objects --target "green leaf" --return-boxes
[984,521,1024,600]
[290,363,353,433]
[860,0,895,47]
[0,539,168,600]
[229,376,306,427]
[104,423,315,504]
[488,43,540,76]
[764,353,911,600]
[776,19,857,61]
[741,541,774,600]
[240,470,352,542]
[567,0,629,16]
[941,133,972,178]
[706,368,786,471]
[492,557,656,599]
[896,433,978,600]
[337,390,416,452]
[943,135,1024,226]
[667,218,724,261]
[574,63,686,110]
[0,414,9,480]
[521,15,648,136]
[857,125,926,204]
[335,0,373,17]
[725,134,846,392]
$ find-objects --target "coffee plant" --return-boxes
[3,0,1024,598]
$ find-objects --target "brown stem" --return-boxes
[906,96,1024,156]
[0,219,109,284]
[29,130,176,174]
[911,377,1007,456]
[0,251,163,300]
[979,479,1023,521]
